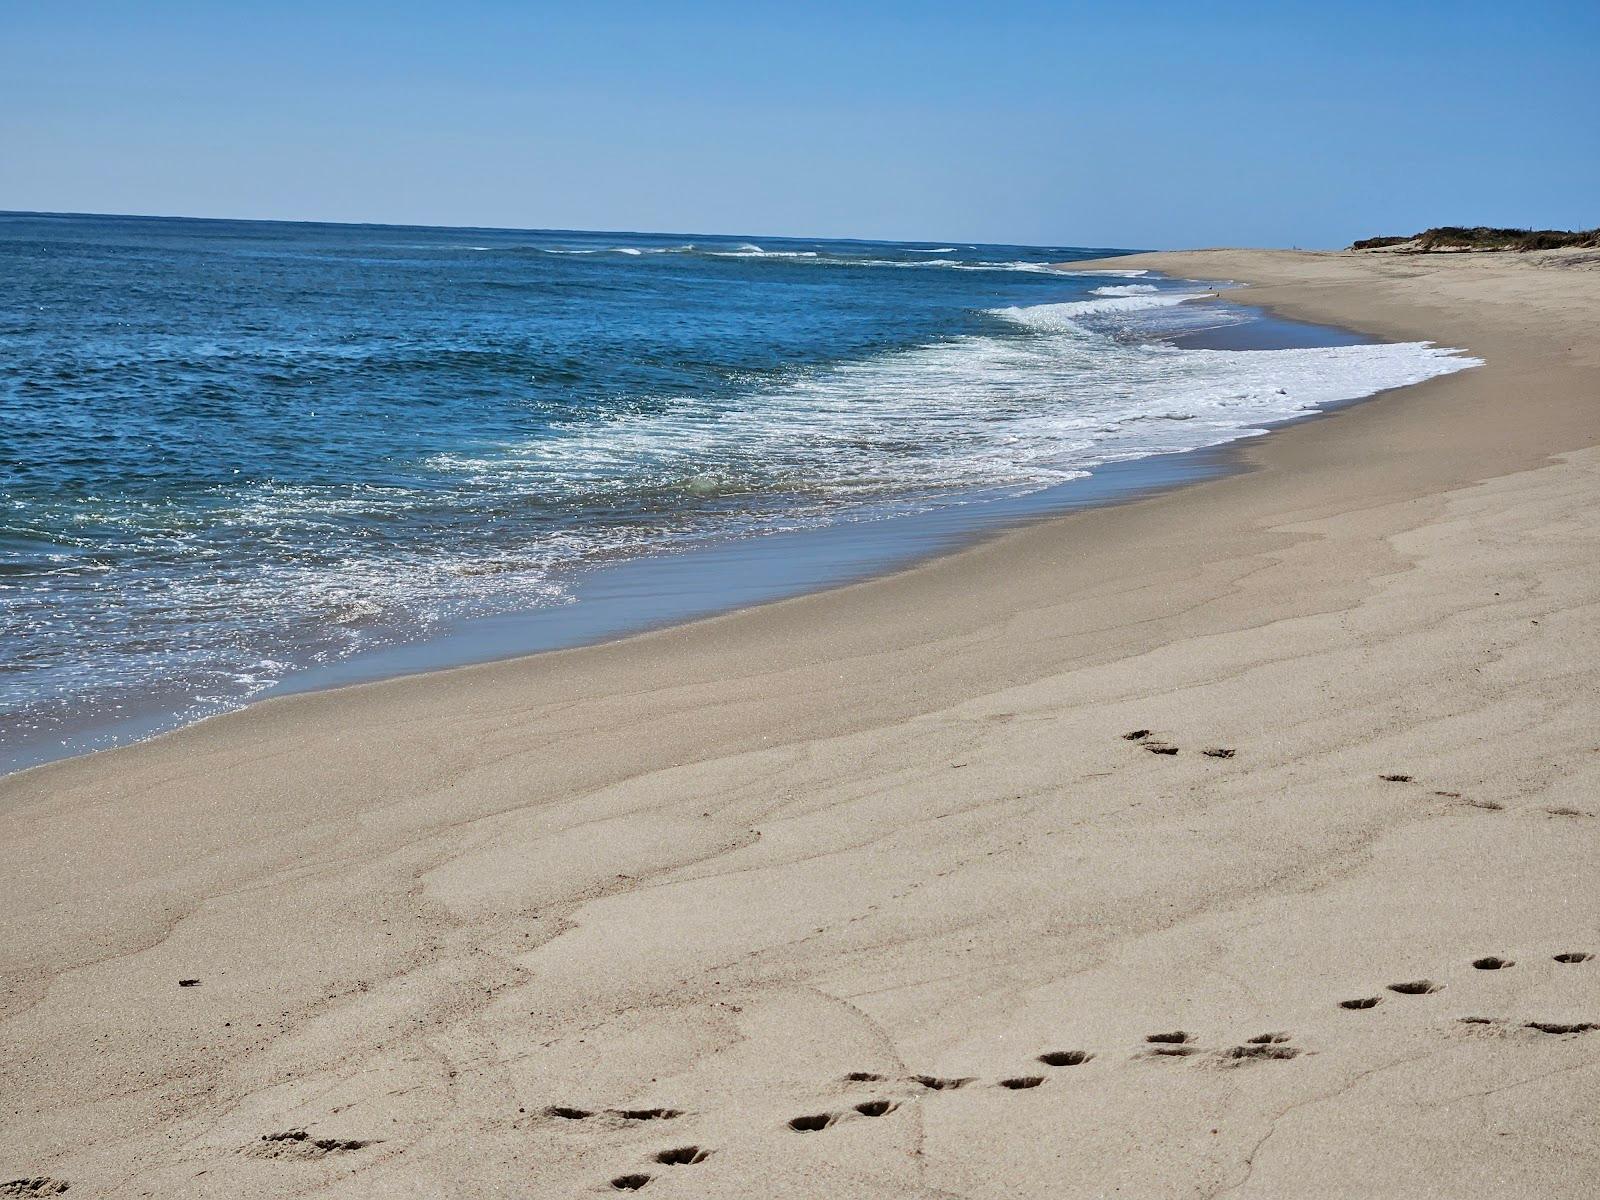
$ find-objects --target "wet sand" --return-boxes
[3,247,1599,1198]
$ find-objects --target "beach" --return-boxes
[3,246,1598,1197]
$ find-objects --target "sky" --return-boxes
[3,1,1596,249]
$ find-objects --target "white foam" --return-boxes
[431,298,1479,527]
[709,245,821,258]
[1091,283,1158,296]
[994,291,1203,329]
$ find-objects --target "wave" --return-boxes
[529,243,1068,273]
[431,297,1478,522]
[1090,283,1158,296]
[1057,268,1151,278]
[707,243,821,258]
[992,291,1204,330]
[539,244,700,256]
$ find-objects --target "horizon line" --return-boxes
[0,208,1146,254]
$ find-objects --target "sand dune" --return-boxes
[3,248,1598,1197]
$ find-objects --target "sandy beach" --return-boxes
[3,247,1598,1198]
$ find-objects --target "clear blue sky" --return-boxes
[3,1,1595,248]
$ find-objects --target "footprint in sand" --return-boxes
[1387,979,1441,995]
[613,1108,681,1121]
[843,1071,886,1082]
[610,1173,651,1190]
[1202,747,1236,759]
[1525,1021,1599,1036]
[1037,1049,1093,1067]
[854,1099,897,1117]
[653,1146,711,1165]
[1121,729,1179,754]
[1554,952,1592,964]
[997,1076,1045,1089]
[1223,1034,1301,1063]
[247,1130,376,1160]
[1,1182,71,1198]
[1144,1031,1199,1057]
[1472,956,1514,970]
[1225,1044,1300,1062]
[911,1074,973,1091]
[1339,996,1382,1010]
[788,1113,838,1133]
[547,1106,592,1120]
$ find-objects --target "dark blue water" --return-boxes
[0,213,1474,772]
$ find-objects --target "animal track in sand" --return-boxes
[1472,956,1514,970]
[547,1106,592,1120]
[1247,1032,1291,1044]
[911,1075,973,1091]
[1380,774,1414,783]
[1525,1021,1599,1036]
[1554,952,1593,964]
[1143,742,1179,755]
[854,1100,897,1117]
[1037,1049,1093,1067]
[788,1113,838,1133]
[1,1181,70,1198]
[1544,806,1593,818]
[1202,747,1236,759]
[613,1108,681,1121]
[1145,1031,1193,1044]
[998,1076,1045,1089]
[247,1130,376,1160]
[1122,729,1151,741]
[1339,996,1381,1010]
[653,1147,710,1166]
[610,1174,651,1190]
[1387,980,1441,995]
[843,1071,885,1082]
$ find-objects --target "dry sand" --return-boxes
[3,248,1598,1198]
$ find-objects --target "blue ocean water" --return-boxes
[0,213,1476,772]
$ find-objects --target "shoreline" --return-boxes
[4,248,1599,1197]
[0,291,1393,780]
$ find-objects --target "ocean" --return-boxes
[0,213,1477,772]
